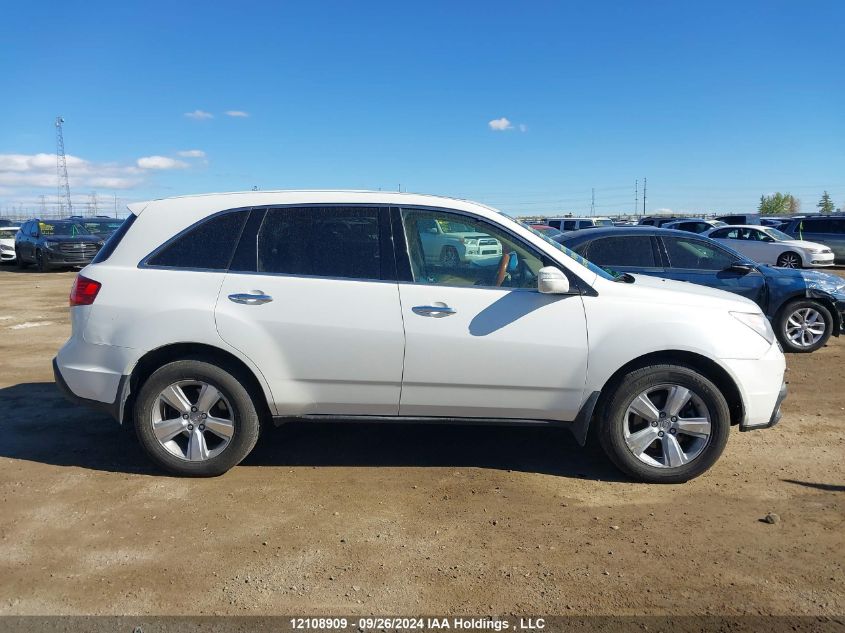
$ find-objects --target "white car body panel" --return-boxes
[216,273,405,416]
[0,227,19,262]
[397,284,588,420]
[54,191,784,434]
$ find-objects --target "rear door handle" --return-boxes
[228,292,273,305]
[412,305,456,317]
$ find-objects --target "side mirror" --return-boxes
[728,262,754,275]
[33,231,40,238]
[538,266,571,294]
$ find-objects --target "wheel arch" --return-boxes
[121,342,274,425]
[594,350,745,427]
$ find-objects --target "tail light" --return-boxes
[69,275,101,306]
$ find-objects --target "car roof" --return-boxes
[557,226,695,240]
[127,190,502,217]
[710,224,768,230]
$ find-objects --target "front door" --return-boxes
[657,235,767,305]
[395,207,589,421]
[215,206,405,416]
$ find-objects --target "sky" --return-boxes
[0,0,843,218]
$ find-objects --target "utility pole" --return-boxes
[113,193,118,217]
[642,177,647,215]
[55,116,73,216]
[635,180,638,216]
[590,188,595,216]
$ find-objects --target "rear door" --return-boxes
[215,206,405,416]
[793,218,845,261]
[657,235,767,305]
[394,207,588,421]
[581,234,664,277]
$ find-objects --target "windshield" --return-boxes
[520,222,619,281]
[595,219,614,227]
[763,227,793,241]
[81,219,123,235]
[39,221,90,237]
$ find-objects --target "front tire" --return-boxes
[597,364,731,483]
[776,251,802,268]
[775,299,832,353]
[35,249,48,272]
[440,246,460,269]
[15,248,28,269]
[134,359,261,476]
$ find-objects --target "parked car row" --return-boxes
[555,226,845,353]
[2,217,123,270]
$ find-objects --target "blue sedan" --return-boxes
[556,226,845,353]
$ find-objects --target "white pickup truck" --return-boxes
[418,217,503,267]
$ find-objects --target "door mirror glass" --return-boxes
[538,266,570,294]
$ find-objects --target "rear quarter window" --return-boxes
[144,210,249,270]
[91,214,137,264]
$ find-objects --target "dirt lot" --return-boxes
[0,266,842,617]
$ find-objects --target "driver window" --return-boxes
[401,208,544,289]
[664,237,736,270]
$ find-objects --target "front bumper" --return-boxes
[739,380,787,431]
[721,341,786,431]
[806,253,835,267]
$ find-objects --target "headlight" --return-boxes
[44,240,59,249]
[808,248,827,254]
[731,311,776,345]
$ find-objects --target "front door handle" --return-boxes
[412,305,456,317]
[228,292,273,305]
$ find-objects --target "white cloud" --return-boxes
[137,155,189,170]
[225,110,249,117]
[0,153,143,190]
[488,117,513,131]
[177,149,206,158]
[184,109,214,120]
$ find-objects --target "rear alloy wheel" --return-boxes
[776,251,802,268]
[776,300,832,353]
[597,364,730,483]
[134,359,261,476]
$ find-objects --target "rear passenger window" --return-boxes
[587,236,657,267]
[146,210,248,270]
[256,207,381,280]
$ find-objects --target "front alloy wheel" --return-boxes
[776,252,801,268]
[776,300,832,353]
[597,364,730,483]
[623,384,711,468]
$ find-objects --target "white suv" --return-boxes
[54,191,787,482]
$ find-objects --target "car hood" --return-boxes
[779,239,829,251]
[628,273,761,311]
[757,265,845,298]
[0,236,14,247]
[449,232,498,240]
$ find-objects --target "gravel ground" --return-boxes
[0,266,842,616]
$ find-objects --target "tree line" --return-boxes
[758,191,841,215]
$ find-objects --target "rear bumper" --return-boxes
[53,357,126,422]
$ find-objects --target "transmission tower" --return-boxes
[55,116,73,216]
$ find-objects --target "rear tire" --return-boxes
[596,364,731,483]
[775,299,832,353]
[134,359,261,476]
